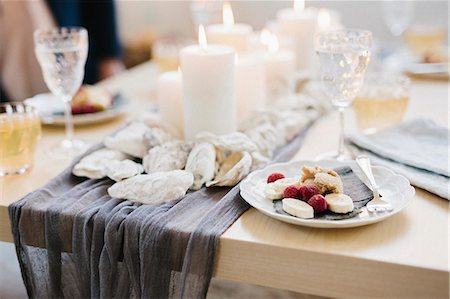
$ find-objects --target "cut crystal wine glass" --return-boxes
[315,29,372,161]
[34,27,89,158]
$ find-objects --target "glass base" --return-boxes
[0,164,32,177]
[314,151,352,162]
[49,139,90,159]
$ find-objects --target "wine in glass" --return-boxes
[315,29,372,161]
[34,27,89,158]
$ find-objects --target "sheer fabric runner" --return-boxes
[9,127,311,298]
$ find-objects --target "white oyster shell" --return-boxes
[195,131,258,153]
[139,112,182,138]
[206,151,252,187]
[105,159,144,182]
[185,142,216,190]
[107,170,194,204]
[72,148,129,179]
[104,122,150,158]
[143,141,192,173]
[144,127,175,148]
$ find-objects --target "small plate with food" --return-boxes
[239,160,414,228]
[25,85,127,126]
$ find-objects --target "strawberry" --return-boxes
[283,185,301,199]
[308,194,328,213]
[298,184,320,202]
[267,172,285,183]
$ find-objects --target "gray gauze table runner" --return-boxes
[9,126,311,299]
[346,118,449,200]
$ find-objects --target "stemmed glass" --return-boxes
[381,0,416,38]
[315,29,372,161]
[34,27,89,158]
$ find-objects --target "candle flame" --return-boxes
[268,34,279,53]
[293,0,305,13]
[260,29,271,45]
[318,8,331,30]
[198,24,207,50]
[223,2,235,27]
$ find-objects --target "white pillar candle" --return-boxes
[262,34,296,103]
[317,8,343,32]
[276,0,317,70]
[156,71,183,136]
[206,2,253,53]
[235,54,266,120]
[180,25,236,140]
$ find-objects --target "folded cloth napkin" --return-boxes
[346,118,449,200]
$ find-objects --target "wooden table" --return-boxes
[1,62,448,298]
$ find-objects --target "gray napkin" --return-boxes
[346,118,449,200]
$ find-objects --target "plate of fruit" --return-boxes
[239,160,414,228]
[25,85,127,126]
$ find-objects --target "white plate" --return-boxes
[25,92,127,126]
[240,160,415,228]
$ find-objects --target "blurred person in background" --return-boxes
[0,0,125,102]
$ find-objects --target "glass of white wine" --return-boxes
[34,27,89,158]
[0,103,41,176]
[315,29,372,161]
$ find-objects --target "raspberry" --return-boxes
[298,184,320,202]
[267,172,285,183]
[283,185,301,199]
[308,194,328,213]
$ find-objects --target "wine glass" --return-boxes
[381,0,416,38]
[34,27,89,158]
[315,29,372,161]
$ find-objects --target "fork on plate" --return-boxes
[356,155,393,213]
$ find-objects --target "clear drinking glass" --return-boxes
[353,73,410,135]
[381,1,416,38]
[0,103,41,176]
[34,27,89,158]
[315,29,372,161]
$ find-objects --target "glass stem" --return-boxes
[63,97,74,143]
[338,108,346,158]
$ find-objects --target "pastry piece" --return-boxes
[195,131,258,153]
[265,177,301,200]
[206,151,252,187]
[105,159,144,182]
[108,170,194,204]
[282,198,314,219]
[143,141,192,173]
[185,142,216,190]
[71,85,112,114]
[73,148,129,179]
[325,193,354,213]
[104,122,150,158]
[300,166,344,194]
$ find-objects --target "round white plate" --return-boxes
[25,92,127,126]
[240,160,415,228]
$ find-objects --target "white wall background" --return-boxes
[116,0,449,43]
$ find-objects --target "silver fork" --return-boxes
[356,155,393,213]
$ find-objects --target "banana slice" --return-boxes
[325,193,354,214]
[282,198,314,219]
[264,177,300,200]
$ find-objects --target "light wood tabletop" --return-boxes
[1,62,448,298]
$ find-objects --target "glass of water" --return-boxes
[315,29,372,161]
[34,27,89,158]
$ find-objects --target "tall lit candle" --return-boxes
[235,54,266,120]
[206,2,253,53]
[276,0,317,70]
[180,25,236,140]
[156,70,183,135]
[261,32,296,102]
